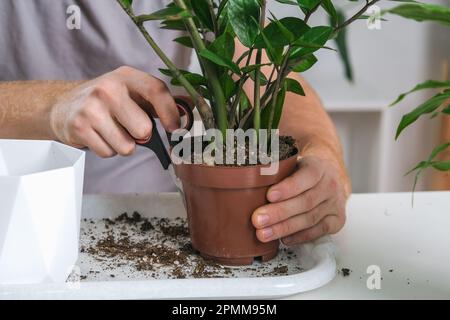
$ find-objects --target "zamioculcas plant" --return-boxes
[116,0,450,265]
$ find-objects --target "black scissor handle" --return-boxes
[137,97,194,170]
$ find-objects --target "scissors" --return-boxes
[136,97,194,170]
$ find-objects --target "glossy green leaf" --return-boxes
[290,26,333,58]
[442,104,450,115]
[275,0,297,5]
[430,142,450,160]
[191,0,215,31]
[254,17,310,48]
[159,68,207,86]
[209,32,235,60]
[433,161,450,171]
[199,49,241,74]
[119,0,132,9]
[390,80,450,106]
[136,7,191,22]
[285,78,305,96]
[227,0,260,47]
[261,83,287,130]
[297,0,321,11]
[219,73,237,100]
[386,3,450,26]
[291,54,318,72]
[396,91,450,139]
[174,36,193,48]
[160,19,187,31]
[321,0,338,27]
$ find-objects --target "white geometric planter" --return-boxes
[0,140,85,285]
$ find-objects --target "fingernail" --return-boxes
[268,190,281,202]
[257,214,270,227]
[261,228,274,240]
[142,134,151,142]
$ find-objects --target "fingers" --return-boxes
[281,214,345,246]
[266,158,324,202]
[79,129,116,158]
[91,112,137,157]
[115,66,180,132]
[255,200,332,243]
[111,96,153,143]
[253,174,329,229]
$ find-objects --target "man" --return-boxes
[0,0,350,246]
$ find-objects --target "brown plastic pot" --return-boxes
[174,152,298,266]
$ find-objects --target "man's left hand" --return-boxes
[252,156,349,245]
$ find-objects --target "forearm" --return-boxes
[279,73,351,196]
[0,81,80,140]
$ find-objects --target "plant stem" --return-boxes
[116,0,215,129]
[174,0,228,137]
[207,0,218,35]
[267,47,291,136]
[334,0,381,33]
[253,0,266,138]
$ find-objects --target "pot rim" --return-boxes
[173,150,299,189]
[172,148,299,169]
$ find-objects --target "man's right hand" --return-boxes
[50,66,181,158]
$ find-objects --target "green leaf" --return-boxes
[258,24,283,65]
[333,10,353,82]
[119,0,132,9]
[209,32,235,60]
[405,141,450,197]
[261,83,287,130]
[321,0,338,27]
[429,142,450,160]
[285,78,305,96]
[255,17,310,48]
[158,69,207,87]
[191,0,215,31]
[297,0,321,11]
[390,80,450,106]
[227,0,260,47]
[442,104,450,115]
[433,161,450,171]
[292,38,336,51]
[290,26,333,58]
[199,49,241,74]
[136,7,191,22]
[275,0,297,5]
[219,73,237,100]
[291,54,318,72]
[239,91,251,118]
[241,63,271,74]
[174,36,193,48]
[396,91,450,139]
[161,19,187,31]
[386,3,450,26]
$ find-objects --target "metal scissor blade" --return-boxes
[168,165,187,209]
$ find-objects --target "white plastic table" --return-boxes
[289,191,450,299]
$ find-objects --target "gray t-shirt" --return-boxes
[0,0,192,193]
